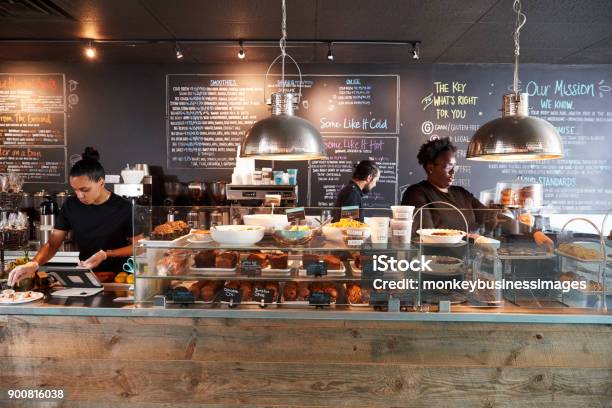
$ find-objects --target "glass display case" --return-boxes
[131,204,612,314]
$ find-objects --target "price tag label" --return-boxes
[369,291,389,307]
[361,257,382,279]
[341,205,360,220]
[286,207,306,224]
[240,259,262,276]
[252,287,274,303]
[309,291,331,306]
[305,260,328,276]
[221,287,242,304]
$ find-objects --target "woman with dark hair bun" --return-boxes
[401,138,487,231]
[8,147,143,286]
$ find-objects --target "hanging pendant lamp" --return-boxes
[241,0,326,161]
[466,0,563,162]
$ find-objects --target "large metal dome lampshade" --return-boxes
[241,92,326,161]
[466,93,563,161]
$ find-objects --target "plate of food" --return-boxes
[422,256,464,275]
[556,243,603,262]
[416,229,466,244]
[0,290,44,304]
[187,229,213,244]
[322,218,371,242]
[281,282,339,305]
[190,250,239,275]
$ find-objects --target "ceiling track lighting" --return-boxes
[237,41,246,59]
[466,0,563,162]
[412,41,420,60]
[327,42,334,61]
[84,41,96,59]
[175,42,183,59]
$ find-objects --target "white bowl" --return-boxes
[211,225,265,245]
[322,225,371,242]
[417,229,466,244]
[121,169,145,184]
[243,214,289,231]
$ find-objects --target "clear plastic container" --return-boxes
[495,181,542,208]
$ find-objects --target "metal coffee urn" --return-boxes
[37,196,58,245]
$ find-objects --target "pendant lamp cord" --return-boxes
[512,0,527,94]
[279,0,287,93]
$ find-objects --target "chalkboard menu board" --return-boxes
[265,75,399,134]
[414,65,612,213]
[166,74,267,169]
[309,136,398,208]
[166,74,399,170]
[0,73,66,183]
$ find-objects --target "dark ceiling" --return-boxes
[0,0,611,64]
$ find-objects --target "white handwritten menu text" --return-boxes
[166,75,266,169]
[0,147,66,183]
[309,136,398,208]
[266,75,399,135]
[0,73,66,183]
[167,74,400,170]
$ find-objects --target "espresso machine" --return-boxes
[226,184,298,224]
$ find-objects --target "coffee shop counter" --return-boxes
[2,289,611,408]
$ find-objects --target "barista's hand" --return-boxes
[7,261,39,287]
[79,250,108,269]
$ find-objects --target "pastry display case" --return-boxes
[131,205,612,314]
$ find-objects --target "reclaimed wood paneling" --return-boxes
[0,316,611,408]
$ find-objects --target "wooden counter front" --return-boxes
[1,314,611,407]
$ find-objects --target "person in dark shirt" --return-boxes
[8,147,143,286]
[401,138,488,232]
[334,160,380,212]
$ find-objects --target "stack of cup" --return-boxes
[368,217,390,244]
[390,206,414,244]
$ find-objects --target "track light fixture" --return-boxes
[327,42,334,61]
[412,42,420,60]
[84,41,96,59]
[237,41,246,59]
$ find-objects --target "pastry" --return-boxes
[156,250,191,276]
[215,251,239,269]
[323,283,338,300]
[347,284,362,304]
[194,250,218,268]
[199,281,219,301]
[247,252,269,268]
[283,282,298,301]
[239,281,253,301]
[558,243,602,261]
[263,282,279,300]
[500,188,518,206]
[587,280,603,292]
[268,252,288,269]
[322,255,342,270]
[297,283,310,300]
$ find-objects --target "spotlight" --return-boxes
[412,42,420,60]
[175,43,183,59]
[327,42,334,61]
[84,42,96,59]
[238,41,246,59]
